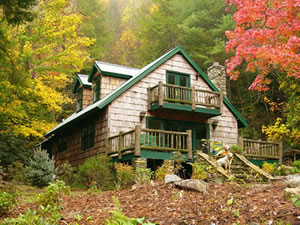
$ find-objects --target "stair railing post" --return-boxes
[118,131,124,160]
[158,81,164,107]
[135,125,141,157]
[187,130,193,160]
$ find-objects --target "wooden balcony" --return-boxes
[147,81,223,118]
[106,125,193,161]
[239,137,283,165]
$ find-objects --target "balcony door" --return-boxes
[166,72,190,103]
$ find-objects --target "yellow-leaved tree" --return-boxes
[0,0,94,138]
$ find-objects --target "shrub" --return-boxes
[7,160,26,182]
[56,161,75,185]
[0,190,18,216]
[35,180,70,208]
[77,154,114,190]
[115,163,135,188]
[135,168,153,183]
[155,162,173,180]
[172,152,185,174]
[190,163,207,180]
[262,162,275,175]
[289,167,300,174]
[230,144,243,154]
[25,149,56,188]
[292,160,300,169]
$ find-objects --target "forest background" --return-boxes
[0,0,299,167]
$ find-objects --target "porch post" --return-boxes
[238,136,243,148]
[147,87,151,110]
[118,131,124,160]
[191,86,196,110]
[219,91,223,114]
[105,137,109,155]
[158,81,164,106]
[187,129,193,160]
[278,141,283,165]
[135,125,141,157]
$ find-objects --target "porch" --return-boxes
[147,81,223,118]
[106,125,193,161]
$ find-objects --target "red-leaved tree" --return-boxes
[225,0,300,91]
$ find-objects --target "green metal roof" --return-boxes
[72,74,92,94]
[46,46,247,137]
[88,61,140,82]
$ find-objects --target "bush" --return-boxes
[135,168,153,183]
[56,161,75,185]
[0,190,18,216]
[262,162,275,175]
[25,149,56,188]
[77,154,114,190]
[155,162,173,180]
[230,144,243,154]
[289,167,300,174]
[7,160,26,182]
[190,163,207,180]
[35,180,70,208]
[292,160,300,169]
[115,163,135,188]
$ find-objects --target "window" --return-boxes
[93,76,101,102]
[166,71,190,87]
[81,122,95,151]
[57,136,67,153]
[76,88,83,111]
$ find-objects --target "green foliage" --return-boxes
[35,180,70,208]
[56,161,75,185]
[154,162,173,180]
[105,197,157,225]
[114,163,135,188]
[135,168,153,183]
[0,190,18,216]
[292,160,300,169]
[1,205,62,225]
[25,149,56,188]
[172,152,185,174]
[77,155,114,190]
[0,133,31,167]
[190,163,207,180]
[8,160,26,182]
[230,145,243,154]
[87,181,102,195]
[291,195,300,208]
[262,162,275,175]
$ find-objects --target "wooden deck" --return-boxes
[106,125,193,161]
[238,137,283,165]
[147,81,223,112]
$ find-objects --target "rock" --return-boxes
[284,186,300,200]
[284,174,300,188]
[165,174,182,184]
[175,179,208,193]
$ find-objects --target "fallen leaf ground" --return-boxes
[3,181,300,225]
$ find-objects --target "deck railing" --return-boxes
[106,125,193,160]
[238,137,283,164]
[147,81,223,111]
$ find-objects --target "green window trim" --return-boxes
[166,70,191,87]
[93,76,101,102]
[57,136,67,153]
[76,88,83,112]
[81,122,95,151]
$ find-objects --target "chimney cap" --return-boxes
[213,62,220,66]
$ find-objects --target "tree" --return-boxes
[0,0,94,138]
[225,0,300,145]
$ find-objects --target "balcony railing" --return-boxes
[238,137,283,164]
[106,125,193,160]
[147,81,223,111]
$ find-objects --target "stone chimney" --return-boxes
[207,62,227,96]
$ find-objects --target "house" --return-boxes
[42,46,248,168]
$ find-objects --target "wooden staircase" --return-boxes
[195,151,274,183]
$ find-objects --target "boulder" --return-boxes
[284,174,300,188]
[165,174,182,184]
[175,179,208,193]
[284,186,300,200]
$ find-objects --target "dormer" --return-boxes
[72,74,92,111]
[88,61,140,101]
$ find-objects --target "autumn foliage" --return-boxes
[225,0,300,91]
